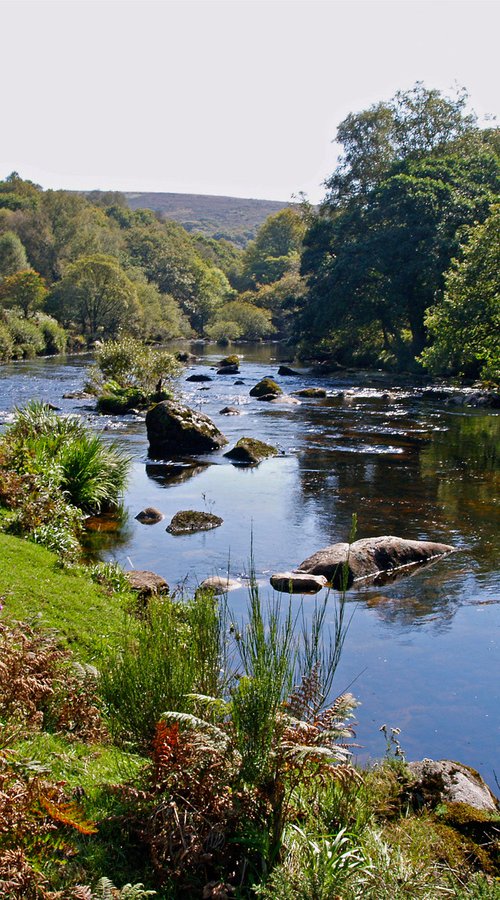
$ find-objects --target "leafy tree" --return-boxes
[0,172,42,211]
[208,300,274,340]
[240,208,305,288]
[241,270,307,338]
[47,254,140,339]
[421,206,500,383]
[325,83,477,207]
[0,270,47,318]
[0,231,28,277]
[301,145,500,364]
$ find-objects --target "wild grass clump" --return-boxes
[0,401,130,557]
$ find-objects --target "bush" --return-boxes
[0,321,14,361]
[5,312,45,358]
[86,337,181,403]
[36,313,67,355]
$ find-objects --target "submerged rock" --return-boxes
[166,509,223,535]
[219,406,241,415]
[135,506,164,525]
[407,760,499,813]
[224,437,278,465]
[278,365,300,376]
[270,572,328,594]
[296,536,455,589]
[186,373,212,382]
[249,378,282,399]
[146,400,227,455]
[125,570,169,600]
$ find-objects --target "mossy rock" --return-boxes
[293,387,327,398]
[166,510,223,535]
[97,388,145,414]
[146,400,228,455]
[249,378,282,398]
[224,437,279,465]
[219,354,240,367]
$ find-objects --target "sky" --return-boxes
[1,0,499,204]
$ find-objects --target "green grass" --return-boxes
[0,532,135,661]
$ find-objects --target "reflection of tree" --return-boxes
[419,414,500,567]
[293,400,499,627]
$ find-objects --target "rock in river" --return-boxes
[296,536,455,588]
[249,377,282,399]
[146,400,227,455]
[166,510,223,535]
[197,575,242,594]
[270,572,328,594]
[224,437,278,465]
[293,388,327,398]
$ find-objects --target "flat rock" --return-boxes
[166,509,223,535]
[224,437,278,465]
[219,406,241,416]
[135,506,164,525]
[270,572,328,594]
[125,570,169,599]
[146,400,227,455]
[197,576,242,594]
[249,377,282,398]
[407,759,499,812]
[186,373,212,382]
[296,536,455,588]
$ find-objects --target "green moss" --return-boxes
[249,377,282,397]
[0,532,135,661]
[224,437,279,464]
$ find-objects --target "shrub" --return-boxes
[5,312,45,358]
[36,314,67,355]
[86,337,181,403]
[0,321,14,361]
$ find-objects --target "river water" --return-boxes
[1,345,498,785]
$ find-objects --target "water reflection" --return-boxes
[145,459,211,487]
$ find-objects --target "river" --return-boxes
[1,344,498,785]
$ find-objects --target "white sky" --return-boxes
[1,0,499,204]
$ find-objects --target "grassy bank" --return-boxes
[0,532,133,660]
[0,533,498,899]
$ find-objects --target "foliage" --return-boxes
[240,207,306,289]
[0,230,28,277]
[206,299,274,340]
[0,402,130,557]
[99,590,224,748]
[421,205,500,383]
[0,269,48,318]
[47,254,141,340]
[3,309,46,358]
[86,337,181,410]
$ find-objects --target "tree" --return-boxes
[0,270,47,318]
[421,206,500,384]
[0,231,28,277]
[208,300,274,340]
[240,208,305,288]
[325,83,477,207]
[300,146,500,365]
[47,254,140,339]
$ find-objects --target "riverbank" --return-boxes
[0,531,498,898]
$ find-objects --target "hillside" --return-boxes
[123,190,293,245]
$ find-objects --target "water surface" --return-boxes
[1,346,498,784]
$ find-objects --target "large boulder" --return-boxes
[296,536,455,588]
[278,365,300,376]
[146,400,227,455]
[217,364,239,375]
[249,378,282,399]
[166,510,223,535]
[407,759,499,813]
[224,437,278,465]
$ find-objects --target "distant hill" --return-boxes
[123,191,293,246]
